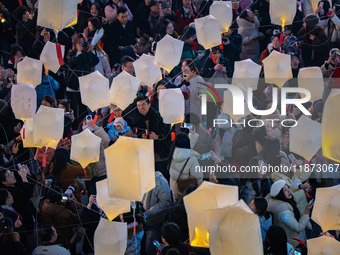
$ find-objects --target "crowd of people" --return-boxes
[0,0,340,254]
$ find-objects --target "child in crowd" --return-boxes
[107,117,132,141]
[134,34,151,56]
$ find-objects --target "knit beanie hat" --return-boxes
[270,180,286,197]
[303,13,319,30]
[113,117,125,129]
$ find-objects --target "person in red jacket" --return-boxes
[176,0,198,35]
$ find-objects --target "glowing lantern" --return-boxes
[110,71,140,111]
[154,35,184,73]
[222,84,250,121]
[104,136,155,201]
[195,15,221,50]
[17,57,43,87]
[307,236,340,255]
[20,118,36,148]
[232,59,262,90]
[209,1,233,32]
[40,41,65,73]
[183,181,238,247]
[159,88,184,124]
[311,185,340,232]
[79,71,110,112]
[262,51,292,88]
[96,179,131,221]
[205,200,263,255]
[33,106,64,149]
[37,0,78,31]
[94,219,127,255]
[298,67,324,102]
[289,116,321,161]
[269,0,296,27]
[133,54,162,87]
[11,84,37,120]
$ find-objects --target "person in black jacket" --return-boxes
[222,28,242,74]
[200,46,232,78]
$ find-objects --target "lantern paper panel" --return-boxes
[159,88,184,124]
[17,57,43,87]
[11,84,37,121]
[40,41,65,73]
[269,0,297,26]
[20,118,37,148]
[133,54,162,87]
[232,59,262,90]
[307,236,340,255]
[209,1,233,32]
[195,15,221,50]
[298,67,324,102]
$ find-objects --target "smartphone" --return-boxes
[183,123,193,130]
[86,115,93,123]
[288,154,296,161]
[17,163,22,170]
[294,250,302,255]
[201,152,212,161]
[61,195,68,202]
[143,214,149,219]
[153,241,163,252]
[308,199,314,205]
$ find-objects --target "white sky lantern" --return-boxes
[70,128,101,168]
[17,57,42,87]
[222,84,250,121]
[79,71,110,112]
[311,185,340,232]
[289,116,322,161]
[96,179,131,221]
[33,106,64,149]
[262,51,292,88]
[133,54,162,87]
[11,84,37,121]
[40,41,65,73]
[20,118,36,148]
[205,200,263,255]
[37,0,78,31]
[232,59,262,90]
[94,219,127,255]
[104,136,155,201]
[183,181,238,247]
[195,15,221,50]
[159,88,184,124]
[270,0,296,27]
[110,71,140,111]
[209,1,233,32]
[307,236,340,255]
[298,67,324,102]
[322,93,340,162]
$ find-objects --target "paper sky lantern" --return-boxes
[232,59,262,90]
[298,67,324,102]
[205,200,263,255]
[307,236,340,255]
[195,15,221,50]
[289,116,321,161]
[94,219,127,255]
[133,54,162,87]
[40,41,65,73]
[17,57,43,87]
[311,185,340,232]
[262,51,292,88]
[11,84,37,121]
[322,93,340,162]
[20,118,36,148]
[70,128,101,168]
[79,71,110,112]
[37,0,78,31]
[209,1,233,32]
[159,88,184,124]
[269,0,296,27]
[110,71,140,111]
[33,106,64,149]
[183,181,238,247]
[154,35,184,73]
[222,84,250,121]
[96,179,131,221]
[104,136,155,201]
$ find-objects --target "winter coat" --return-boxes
[93,50,111,78]
[107,121,132,140]
[176,7,198,35]
[48,163,84,191]
[180,75,205,117]
[91,125,111,177]
[301,0,314,17]
[189,124,213,154]
[240,178,271,205]
[35,75,60,107]
[326,15,340,43]
[104,3,133,24]
[259,214,272,244]
[222,32,242,73]
[232,129,258,166]
[219,114,239,158]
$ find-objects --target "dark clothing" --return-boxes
[161,242,190,255]
[16,13,38,57]
[201,56,232,78]
[0,241,26,255]
[232,130,258,166]
[222,33,242,73]
[135,1,150,35]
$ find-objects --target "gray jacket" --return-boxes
[92,125,111,177]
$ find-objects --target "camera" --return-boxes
[222,36,229,43]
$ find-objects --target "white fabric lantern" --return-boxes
[17,57,43,87]
[79,71,110,112]
[289,116,322,161]
[37,0,78,31]
[209,1,233,32]
[159,88,184,124]
[104,136,155,201]
[269,0,296,27]
[133,54,162,87]
[20,118,36,148]
[40,41,65,73]
[232,59,262,90]
[311,185,340,232]
[11,84,37,121]
[94,219,127,255]
[183,181,239,247]
[154,35,184,72]
[205,200,263,255]
[110,71,140,111]
[33,106,64,149]
[96,179,131,221]
[307,236,340,255]
[262,51,292,88]
[70,128,101,168]
[298,67,324,102]
[195,15,221,50]
[222,84,250,121]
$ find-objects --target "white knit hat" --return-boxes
[113,117,125,129]
[270,180,286,197]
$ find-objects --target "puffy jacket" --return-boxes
[35,75,60,107]
[91,125,110,177]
